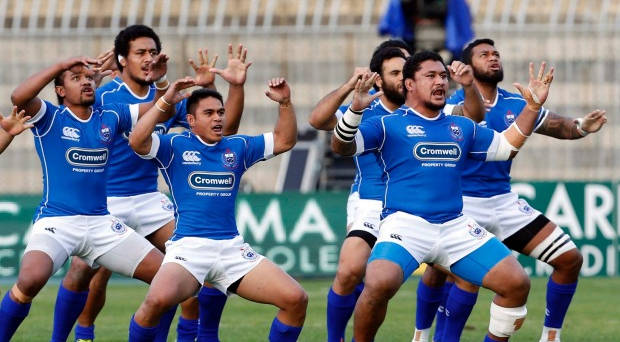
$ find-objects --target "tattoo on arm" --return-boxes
[536,112,579,139]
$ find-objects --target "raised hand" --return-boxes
[350,72,382,112]
[189,48,218,87]
[265,77,291,105]
[146,53,169,82]
[162,77,196,105]
[514,61,554,111]
[92,49,117,86]
[345,67,371,90]
[580,109,607,133]
[0,106,33,136]
[60,56,101,71]
[449,61,474,87]
[210,44,252,86]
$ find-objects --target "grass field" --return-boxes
[2,277,619,341]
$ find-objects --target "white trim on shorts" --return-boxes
[348,198,382,238]
[346,192,360,228]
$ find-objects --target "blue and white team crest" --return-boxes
[110,219,127,234]
[222,148,238,169]
[449,123,464,141]
[468,222,487,239]
[516,199,534,215]
[161,198,174,211]
[240,244,259,261]
[99,124,111,143]
[504,110,516,125]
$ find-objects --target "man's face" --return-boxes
[121,37,158,85]
[187,97,226,143]
[378,57,406,105]
[470,43,504,84]
[409,60,448,111]
[56,65,96,106]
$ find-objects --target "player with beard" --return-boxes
[333,50,555,342]
[413,38,606,342]
[0,56,195,341]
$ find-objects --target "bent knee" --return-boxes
[144,292,176,313]
[552,249,583,275]
[281,287,309,313]
[335,264,365,289]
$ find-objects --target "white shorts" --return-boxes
[376,211,494,269]
[107,192,175,237]
[346,192,360,227]
[462,192,542,241]
[25,215,153,275]
[162,235,265,295]
[348,199,382,238]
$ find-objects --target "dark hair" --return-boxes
[402,50,446,90]
[369,47,406,90]
[187,88,224,115]
[114,25,162,72]
[462,38,495,65]
[53,70,67,105]
[372,39,413,57]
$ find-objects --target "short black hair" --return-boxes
[114,25,162,72]
[462,38,495,65]
[372,39,413,57]
[369,47,406,90]
[187,88,224,115]
[53,70,67,105]
[402,50,446,85]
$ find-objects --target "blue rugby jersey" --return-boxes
[96,77,188,196]
[336,99,404,201]
[142,131,274,239]
[356,107,501,223]
[29,100,137,221]
[445,88,548,197]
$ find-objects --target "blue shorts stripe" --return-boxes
[450,237,511,286]
[368,242,420,281]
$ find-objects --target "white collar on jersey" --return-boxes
[376,98,399,114]
[120,79,152,100]
[64,106,93,123]
[403,106,443,121]
[195,133,218,146]
[483,88,499,108]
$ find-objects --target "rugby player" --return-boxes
[0,106,32,154]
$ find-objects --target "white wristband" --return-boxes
[511,122,530,138]
[155,74,167,83]
[334,107,364,142]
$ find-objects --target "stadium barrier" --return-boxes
[0,181,618,279]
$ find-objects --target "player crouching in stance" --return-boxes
[332,52,555,342]
[0,56,195,341]
[127,78,307,342]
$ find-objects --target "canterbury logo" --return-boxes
[182,151,201,163]
[62,127,80,140]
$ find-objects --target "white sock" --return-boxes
[412,327,431,342]
[540,326,562,341]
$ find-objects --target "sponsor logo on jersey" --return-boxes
[154,124,167,135]
[517,199,534,215]
[44,227,56,234]
[449,123,464,141]
[110,219,126,234]
[182,151,202,165]
[188,172,235,190]
[161,198,174,211]
[99,124,111,143]
[174,255,187,261]
[406,125,426,137]
[62,127,81,141]
[390,233,402,241]
[363,222,376,230]
[504,110,516,125]
[66,148,108,167]
[222,149,238,169]
[241,244,259,261]
[468,222,486,239]
[413,143,461,161]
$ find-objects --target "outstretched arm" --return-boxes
[331,72,382,156]
[0,107,33,154]
[209,44,252,135]
[536,109,607,139]
[11,56,100,116]
[264,78,297,155]
[129,78,196,156]
[309,67,370,131]
[448,61,485,122]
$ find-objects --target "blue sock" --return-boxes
[268,317,302,342]
[0,291,31,341]
[416,280,444,330]
[483,335,497,342]
[441,286,478,342]
[153,304,177,342]
[177,316,198,342]
[51,285,89,342]
[129,315,159,342]
[197,287,227,342]
[354,282,365,300]
[74,324,95,340]
[326,287,357,342]
[544,278,577,328]
[433,282,453,341]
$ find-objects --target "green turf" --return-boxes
[2,277,619,341]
